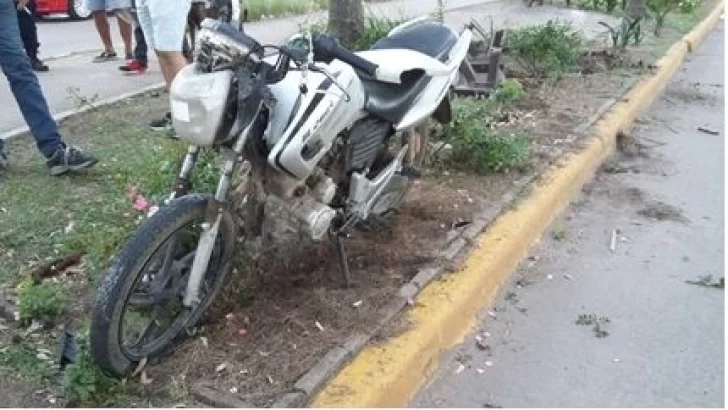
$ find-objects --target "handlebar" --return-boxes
[311,34,379,78]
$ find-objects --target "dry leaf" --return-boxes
[131,357,148,377]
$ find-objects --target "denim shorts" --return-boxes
[84,0,132,11]
[135,0,191,52]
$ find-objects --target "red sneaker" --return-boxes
[119,60,148,75]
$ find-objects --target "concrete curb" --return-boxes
[0,82,165,142]
[307,2,725,408]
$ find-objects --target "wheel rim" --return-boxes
[72,0,91,18]
[117,218,226,360]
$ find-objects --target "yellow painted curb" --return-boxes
[311,4,723,408]
[683,1,724,51]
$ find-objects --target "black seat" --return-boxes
[361,22,457,125]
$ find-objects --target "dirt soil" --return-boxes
[0,9,709,407]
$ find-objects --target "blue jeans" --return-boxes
[0,0,63,157]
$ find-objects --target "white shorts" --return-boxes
[135,0,191,52]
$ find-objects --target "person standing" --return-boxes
[134,0,192,131]
[86,0,134,63]
[0,0,98,175]
[118,0,147,74]
[16,0,48,72]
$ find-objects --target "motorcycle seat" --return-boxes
[360,22,457,124]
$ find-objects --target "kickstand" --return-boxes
[330,232,353,287]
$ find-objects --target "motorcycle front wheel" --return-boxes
[90,194,236,376]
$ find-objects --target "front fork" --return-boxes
[177,135,250,308]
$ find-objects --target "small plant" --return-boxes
[599,17,643,48]
[16,277,68,325]
[493,79,525,105]
[506,21,584,77]
[436,98,531,174]
[63,338,120,406]
[576,313,611,338]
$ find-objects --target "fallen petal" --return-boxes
[133,196,151,212]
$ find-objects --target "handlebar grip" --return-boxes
[312,34,379,78]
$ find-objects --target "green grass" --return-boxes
[246,0,327,21]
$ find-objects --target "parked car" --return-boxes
[35,0,92,20]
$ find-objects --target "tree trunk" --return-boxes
[625,0,646,19]
[328,0,364,48]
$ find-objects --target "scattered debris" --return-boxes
[237,328,248,337]
[613,358,622,363]
[200,336,209,348]
[476,368,485,374]
[30,252,84,283]
[23,320,43,337]
[685,275,724,289]
[36,352,50,361]
[407,297,415,306]
[576,314,611,338]
[131,357,149,378]
[546,274,554,280]
[229,387,239,394]
[63,220,75,235]
[352,300,363,308]
[314,321,325,332]
[267,375,274,385]
[58,331,78,370]
[455,363,466,374]
[484,360,493,367]
[564,274,573,280]
[697,126,720,135]
[140,370,154,385]
[487,311,497,319]
[474,334,490,351]
[216,363,228,373]
[609,230,617,253]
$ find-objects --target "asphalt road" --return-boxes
[412,23,725,408]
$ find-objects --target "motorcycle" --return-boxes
[90,16,472,376]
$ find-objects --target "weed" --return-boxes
[0,343,55,383]
[492,79,525,105]
[551,224,568,241]
[647,0,696,36]
[62,337,121,406]
[436,98,531,174]
[576,313,611,338]
[506,21,584,77]
[16,277,68,325]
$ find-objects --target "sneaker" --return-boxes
[30,58,49,72]
[119,60,148,75]
[93,51,118,63]
[46,145,98,176]
[149,112,172,132]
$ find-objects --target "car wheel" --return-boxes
[67,0,92,20]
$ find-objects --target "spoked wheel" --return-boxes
[90,195,236,376]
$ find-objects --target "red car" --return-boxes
[35,0,92,20]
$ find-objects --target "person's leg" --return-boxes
[134,21,148,65]
[17,1,47,71]
[0,0,97,173]
[116,14,133,58]
[148,0,190,86]
[0,0,61,157]
[87,0,117,61]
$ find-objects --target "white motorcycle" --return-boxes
[90,17,472,376]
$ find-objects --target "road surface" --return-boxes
[412,23,724,408]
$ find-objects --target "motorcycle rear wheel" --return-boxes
[90,194,236,376]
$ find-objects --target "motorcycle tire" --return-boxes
[90,194,236,376]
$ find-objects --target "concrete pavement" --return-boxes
[1,0,618,140]
[412,23,724,408]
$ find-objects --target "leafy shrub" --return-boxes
[16,278,68,324]
[493,79,525,105]
[436,98,531,174]
[506,21,584,77]
[678,0,700,13]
